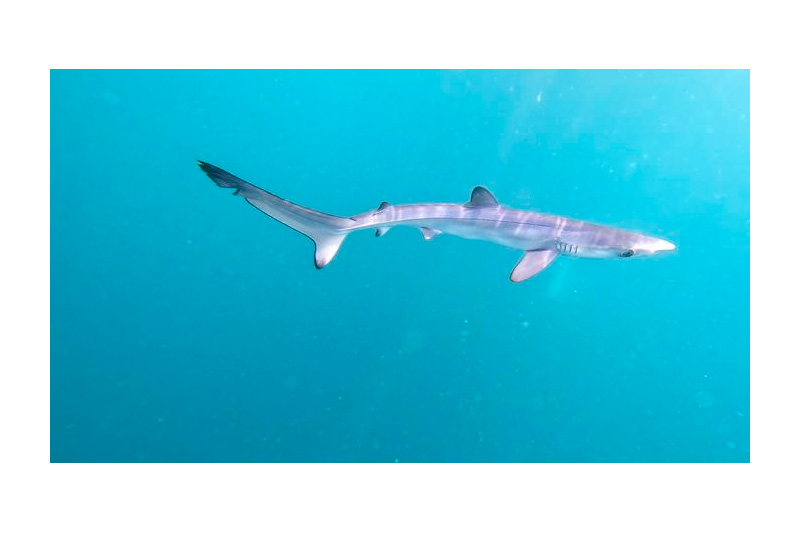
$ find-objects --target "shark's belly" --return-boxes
[417,218,552,250]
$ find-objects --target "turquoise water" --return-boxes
[51,70,749,462]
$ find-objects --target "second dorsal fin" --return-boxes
[374,201,392,237]
[466,186,499,207]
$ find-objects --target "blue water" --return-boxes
[51,70,749,462]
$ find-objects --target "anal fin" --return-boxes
[510,250,558,283]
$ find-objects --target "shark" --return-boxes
[199,161,676,282]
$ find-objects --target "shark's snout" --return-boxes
[637,236,676,254]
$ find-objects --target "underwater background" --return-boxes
[51,70,749,462]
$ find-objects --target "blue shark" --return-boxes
[199,161,675,282]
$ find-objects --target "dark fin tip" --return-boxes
[197,160,217,172]
[197,161,242,189]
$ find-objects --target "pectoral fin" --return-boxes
[510,250,558,283]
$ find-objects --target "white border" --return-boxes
[2,0,774,531]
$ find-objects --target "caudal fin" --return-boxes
[198,161,355,268]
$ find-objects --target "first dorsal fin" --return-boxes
[377,201,391,211]
[466,186,499,207]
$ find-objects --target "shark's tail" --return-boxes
[199,161,357,268]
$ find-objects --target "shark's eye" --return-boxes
[620,249,635,258]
